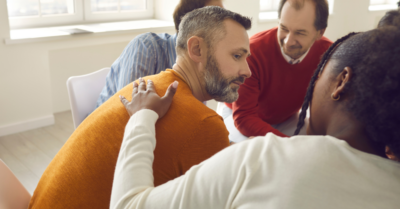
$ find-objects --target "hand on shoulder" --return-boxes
[119,78,178,118]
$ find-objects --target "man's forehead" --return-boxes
[280,0,316,31]
[219,36,250,53]
[218,20,249,48]
[280,23,309,33]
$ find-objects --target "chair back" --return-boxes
[0,159,31,209]
[67,67,111,129]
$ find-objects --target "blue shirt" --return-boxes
[96,32,177,107]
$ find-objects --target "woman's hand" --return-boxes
[119,78,178,118]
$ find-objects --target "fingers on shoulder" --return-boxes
[163,81,179,99]
[138,77,146,91]
[147,79,156,92]
[119,95,129,106]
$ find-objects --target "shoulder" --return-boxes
[174,101,224,126]
[156,93,228,145]
[250,27,277,42]
[314,36,333,51]
[199,112,225,129]
[319,36,333,44]
[169,100,224,131]
[188,112,229,148]
[135,32,172,41]
[248,28,278,59]
[194,134,344,171]
[249,28,277,47]
[236,134,343,162]
[127,32,173,48]
[144,71,223,123]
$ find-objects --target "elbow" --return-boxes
[110,187,151,209]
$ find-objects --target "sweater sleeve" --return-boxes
[232,55,287,137]
[110,109,260,209]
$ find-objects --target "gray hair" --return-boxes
[176,6,252,54]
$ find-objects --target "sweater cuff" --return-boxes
[126,109,159,131]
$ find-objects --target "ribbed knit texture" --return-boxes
[29,69,229,209]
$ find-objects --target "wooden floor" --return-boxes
[0,111,74,195]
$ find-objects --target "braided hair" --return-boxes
[293,32,357,135]
[294,27,400,159]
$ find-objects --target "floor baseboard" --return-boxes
[0,115,55,137]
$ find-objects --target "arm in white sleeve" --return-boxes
[110,109,159,208]
[110,109,258,209]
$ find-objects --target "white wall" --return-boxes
[0,0,391,136]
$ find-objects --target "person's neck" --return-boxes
[172,56,212,102]
[325,111,386,158]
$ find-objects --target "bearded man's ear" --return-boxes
[187,36,207,63]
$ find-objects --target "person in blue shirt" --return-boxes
[96,0,224,107]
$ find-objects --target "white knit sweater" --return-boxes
[111,109,400,209]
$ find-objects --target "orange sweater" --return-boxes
[29,69,230,209]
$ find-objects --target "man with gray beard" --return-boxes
[29,7,252,209]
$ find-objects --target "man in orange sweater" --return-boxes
[29,7,252,209]
[224,0,333,141]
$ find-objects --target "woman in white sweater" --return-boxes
[110,27,400,208]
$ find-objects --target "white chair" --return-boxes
[67,67,111,129]
[0,159,31,209]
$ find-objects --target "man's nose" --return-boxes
[240,61,252,79]
[284,32,296,47]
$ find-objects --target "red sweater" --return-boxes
[227,27,332,137]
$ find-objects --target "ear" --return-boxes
[386,146,399,162]
[187,36,205,63]
[316,28,326,40]
[331,66,352,99]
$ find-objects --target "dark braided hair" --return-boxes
[293,32,357,135]
[294,27,400,159]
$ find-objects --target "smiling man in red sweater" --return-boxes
[224,0,333,140]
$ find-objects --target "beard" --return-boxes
[204,53,244,103]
